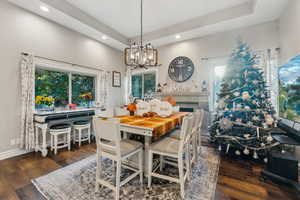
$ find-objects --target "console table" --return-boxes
[34,109,95,157]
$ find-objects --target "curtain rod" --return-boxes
[21,52,108,72]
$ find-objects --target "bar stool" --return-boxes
[73,120,91,147]
[49,124,71,155]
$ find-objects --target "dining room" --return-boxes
[1,0,300,199]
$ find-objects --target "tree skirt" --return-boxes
[32,147,220,200]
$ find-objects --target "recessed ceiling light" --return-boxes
[175,34,181,39]
[102,35,108,40]
[40,6,49,12]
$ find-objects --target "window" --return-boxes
[35,68,96,108]
[213,65,227,110]
[72,74,95,106]
[131,72,156,99]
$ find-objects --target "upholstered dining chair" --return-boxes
[93,117,144,200]
[147,115,193,199]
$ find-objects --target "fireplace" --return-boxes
[156,91,209,112]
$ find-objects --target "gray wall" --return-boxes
[156,21,280,90]
[0,1,125,153]
[279,0,300,63]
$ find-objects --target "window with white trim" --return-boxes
[35,68,96,108]
[131,72,156,99]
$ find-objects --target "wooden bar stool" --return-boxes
[72,120,91,147]
[49,124,71,155]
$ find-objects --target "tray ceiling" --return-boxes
[8,0,290,50]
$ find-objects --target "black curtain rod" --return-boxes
[21,52,106,72]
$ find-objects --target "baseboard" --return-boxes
[0,148,32,160]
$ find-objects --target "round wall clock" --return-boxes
[168,56,195,82]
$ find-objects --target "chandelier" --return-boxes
[124,0,159,69]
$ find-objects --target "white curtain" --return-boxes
[99,71,109,107]
[125,67,132,104]
[20,54,35,150]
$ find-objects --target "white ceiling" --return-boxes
[65,0,250,37]
[7,0,290,50]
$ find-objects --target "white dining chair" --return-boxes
[114,107,130,116]
[147,115,193,199]
[93,117,144,200]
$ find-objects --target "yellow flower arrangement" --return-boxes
[80,92,93,101]
[35,96,55,106]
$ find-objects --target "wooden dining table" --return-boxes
[114,112,189,173]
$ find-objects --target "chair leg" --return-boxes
[73,129,76,145]
[50,134,53,151]
[159,155,164,171]
[88,128,91,144]
[95,152,102,192]
[68,131,71,151]
[138,150,143,185]
[178,156,185,199]
[115,161,121,200]
[78,129,82,147]
[194,135,198,164]
[186,145,191,181]
[54,135,58,155]
[148,151,153,188]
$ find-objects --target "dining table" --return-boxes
[114,112,189,174]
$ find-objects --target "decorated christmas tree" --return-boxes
[210,40,280,162]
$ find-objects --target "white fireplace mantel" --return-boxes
[155,91,209,110]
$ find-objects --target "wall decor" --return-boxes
[112,71,121,87]
[168,56,194,82]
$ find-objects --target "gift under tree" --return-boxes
[210,40,280,162]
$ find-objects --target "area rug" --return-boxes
[32,146,220,200]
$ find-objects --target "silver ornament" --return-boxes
[219,118,233,130]
[243,148,250,155]
[267,135,273,142]
[235,150,241,156]
[264,158,268,163]
[253,151,258,159]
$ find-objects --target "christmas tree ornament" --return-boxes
[265,114,274,125]
[253,80,259,85]
[267,135,273,142]
[235,150,241,155]
[234,92,240,97]
[264,158,268,163]
[220,118,233,130]
[252,116,259,121]
[236,118,242,123]
[261,143,265,147]
[243,148,250,155]
[256,127,260,138]
[218,98,226,109]
[242,91,250,100]
[226,144,231,154]
[218,145,222,151]
[253,151,259,159]
[244,106,251,110]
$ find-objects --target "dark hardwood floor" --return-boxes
[0,143,299,200]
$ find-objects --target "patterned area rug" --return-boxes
[32,147,220,200]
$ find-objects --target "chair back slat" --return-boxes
[93,117,121,157]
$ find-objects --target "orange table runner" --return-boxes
[115,112,189,139]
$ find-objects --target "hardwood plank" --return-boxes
[0,143,298,200]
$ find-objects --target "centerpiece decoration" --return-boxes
[80,92,93,107]
[127,103,137,116]
[35,96,55,111]
[162,96,177,105]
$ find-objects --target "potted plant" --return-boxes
[80,92,93,107]
[35,96,55,111]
